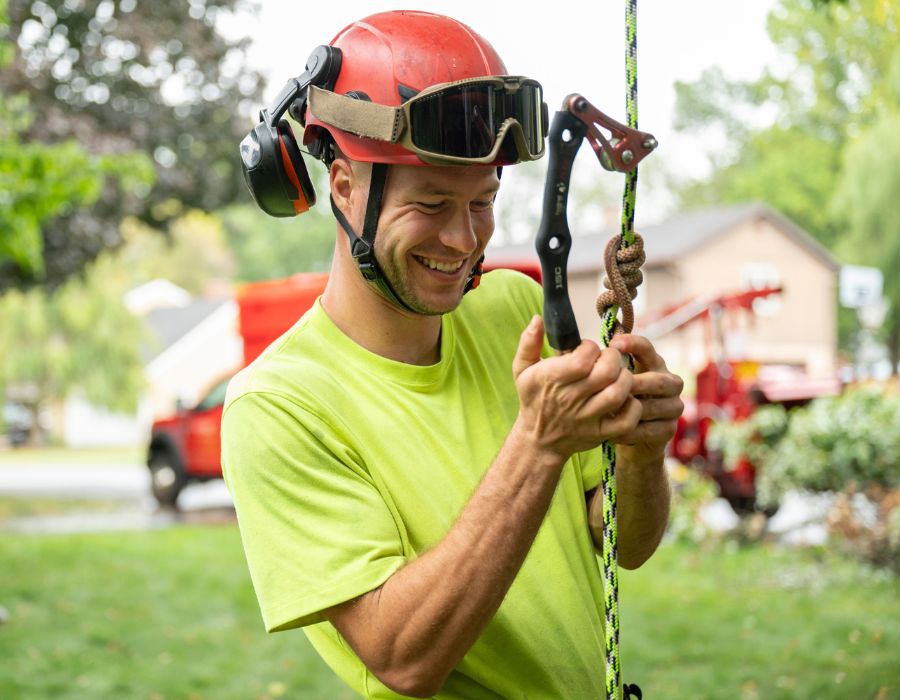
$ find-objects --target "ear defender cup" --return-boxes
[239,119,316,217]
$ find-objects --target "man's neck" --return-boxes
[321,268,443,366]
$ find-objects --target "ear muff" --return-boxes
[239,45,342,218]
[240,119,315,217]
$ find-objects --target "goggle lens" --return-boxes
[408,82,543,159]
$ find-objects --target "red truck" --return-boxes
[146,264,541,507]
[146,273,329,506]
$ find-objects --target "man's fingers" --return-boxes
[609,333,667,372]
[512,315,545,380]
[599,396,643,440]
[617,417,679,447]
[633,396,684,422]
[580,346,626,393]
[631,370,684,399]
[579,367,634,420]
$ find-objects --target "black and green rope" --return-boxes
[598,0,641,698]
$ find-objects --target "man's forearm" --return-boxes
[325,421,566,697]
[589,450,671,570]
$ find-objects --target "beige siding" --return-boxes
[562,217,837,384]
[642,218,837,378]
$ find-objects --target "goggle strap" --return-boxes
[309,86,404,143]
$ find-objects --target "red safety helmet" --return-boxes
[304,11,526,166]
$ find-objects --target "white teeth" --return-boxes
[417,257,463,273]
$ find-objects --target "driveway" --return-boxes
[0,459,234,534]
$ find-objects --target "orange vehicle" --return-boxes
[146,263,541,506]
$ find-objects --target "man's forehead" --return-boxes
[402,167,500,197]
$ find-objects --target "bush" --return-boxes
[666,462,721,544]
[708,385,900,569]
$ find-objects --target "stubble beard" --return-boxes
[376,250,467,316]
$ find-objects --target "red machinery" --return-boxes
[654,286,840,511]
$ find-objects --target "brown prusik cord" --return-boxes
[595,232,645,335]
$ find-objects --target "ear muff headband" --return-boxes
[239,46,342,217]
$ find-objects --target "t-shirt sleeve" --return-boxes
[575,446,605,492]
[221,390,407,632]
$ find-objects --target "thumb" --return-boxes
[512,315,544,380]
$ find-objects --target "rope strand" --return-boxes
[597,0,641,697]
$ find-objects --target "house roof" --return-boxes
[141,298,231,363]
[486,202,841,274]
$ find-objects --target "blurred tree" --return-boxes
[673,0,899,246]
[0,2,153,278]
[219,203,335,282]
[673,0,899,360]
[831,111,900,373]
[0,252,146,444]
[118,209,236,295]
[0,0,264,290]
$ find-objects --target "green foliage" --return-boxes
[831,111,900,340]
[0,0,263,290]
[674,0,900,360]
[0,20,154,280]
[710,388,900,506]
[0,253,147,435]
[666,462,721,544]
[0,117,153,277]
[219,202,336,282]
[763,388,899,502]
[678,126,843,247]
[117,210,236,295]
[709,387,900,568]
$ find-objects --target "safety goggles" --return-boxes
[307,75,548,165]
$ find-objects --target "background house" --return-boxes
[486,202,841,386]
[62,280,242,448]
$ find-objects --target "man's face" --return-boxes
[372,164,500,316]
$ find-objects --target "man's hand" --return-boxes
[606,333,684,467]
[512,315,643,461]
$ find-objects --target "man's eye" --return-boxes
[471,199,494,211]
[416,201,443,210]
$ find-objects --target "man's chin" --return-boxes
[399,289,465,316]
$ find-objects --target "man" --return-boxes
[223,10,683,699]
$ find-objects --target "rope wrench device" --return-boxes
[535,2,656,697]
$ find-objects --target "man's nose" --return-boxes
[439,206,478,254]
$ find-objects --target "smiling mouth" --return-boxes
[414,255,466,274]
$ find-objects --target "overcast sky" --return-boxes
[228,1,784,225]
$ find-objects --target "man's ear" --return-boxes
[329,157,355,212]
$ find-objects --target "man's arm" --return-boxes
[323,316,643,698]
[588,333,683,569]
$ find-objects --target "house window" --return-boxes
[741,262,782,316]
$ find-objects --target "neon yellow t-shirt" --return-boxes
[222,269,606,699]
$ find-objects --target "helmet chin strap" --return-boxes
[330,162,484,312]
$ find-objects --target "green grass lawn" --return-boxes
[0,525,895,699]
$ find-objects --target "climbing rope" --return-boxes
[596,1,643,697]
[534,1,653,696]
